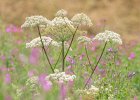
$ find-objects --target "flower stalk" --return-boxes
[62,41,65,71]
[37,25,54,73]
[84,42,107,88]
[64,26,79,59]
[85,45,93,71]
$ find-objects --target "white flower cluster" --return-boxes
[77,36,92,45]
[26,36,60,48]
[26,76,40,95]
[55,9,68,17]
[21,16,51,28]
[16,88,23,97]
[71,13,93,27]
[108,94,114,100]
[26,76,39,87]
[77,85,99,95]
[93,30,122,45]
[51,17,73,27]
[45,69,76,83]
[47,16,74,41]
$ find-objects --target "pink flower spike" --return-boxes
[79,53,85,60]
[39,74,52,92]
[133,96,138,100]
[66,56,75,64]
[128,52,135,60]
[60,84,67,100]
[29,48,40,65]
[28,70,35,77]
[4,95,12,100]
[6,26,12,33]
[1,55,6,61]
[4,73,11,84]
[108,48,113,52]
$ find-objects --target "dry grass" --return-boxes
[0,0,140,40]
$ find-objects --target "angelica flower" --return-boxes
[93,30,122,45]
[55,9,68,17]
[21,15,51,28]
[45,69,76,83]
[77,36,92,45]
[16,88,23,97]
[26,76,38,86]
[25,76,40,95]
[26,36,59,48]
[76,85,99,96]
[46,17,74,41]
[51,17,73,27]
[71,13,93,27]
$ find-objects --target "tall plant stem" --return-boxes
[54,51,62,69]
[84,42,107,88]
[37,25,54,73]
[62,41,65,71]
[85,45,93,71]
[64,26,79,60]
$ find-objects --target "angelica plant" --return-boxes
[21,9,136,100]
[84,30,123,88]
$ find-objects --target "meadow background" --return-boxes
[0,0,140,100]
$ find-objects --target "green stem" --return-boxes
[37,25,54,73]
[54,50,62,69]
[85,45,93,71]
[84,42,107,88]
[64,26,79,60]
[62,41,65,71]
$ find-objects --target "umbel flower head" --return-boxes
[45,69,76,83]
[55,9,68,17]
[21,15,51,28]
[46,16,75,41]
[25,76,40,95]
[26,36,60,48]
[77,85,99,96]
[51,17,73,27]
[77,36,92,45]
[93,30,122,45]
[71,13,93,27]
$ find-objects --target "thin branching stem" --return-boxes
[53,50,62,69]
[62,40,65,71]
[85,45,93,71]
[37,25,54,73]
[84,42,107,88]
[64,26,79,59]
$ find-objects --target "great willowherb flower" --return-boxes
[45,69,76,83]
[55,9,68,17]
[26,36,60,48]
[29,48,40,65]
[128,52,135,60]
[4,73,11,84]
[21,16,51,28]
[71,13,93,27]
[77,36,92,45]
[93,30,122,45]
[39,74,52,92]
